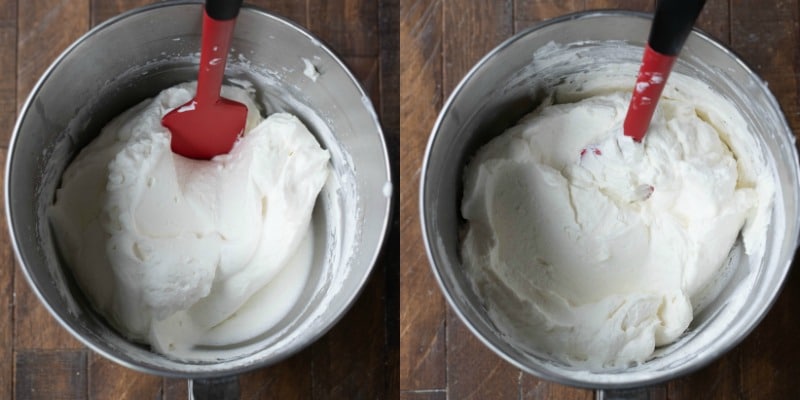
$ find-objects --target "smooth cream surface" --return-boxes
[50,82,330,360]
[460,70,774,370]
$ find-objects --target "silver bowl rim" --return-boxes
[5,0,393,378]
[420,9,799,389]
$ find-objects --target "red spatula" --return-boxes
[162,0,247,160]
[623,0,707,142]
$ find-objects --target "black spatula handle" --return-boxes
[648,0,707,56]
[206,0,243,21]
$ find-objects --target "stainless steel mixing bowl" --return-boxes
[6,0,392,380]
[421,11,800,388]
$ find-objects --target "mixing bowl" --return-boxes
[420,11,800,388]
[6,0,391,381]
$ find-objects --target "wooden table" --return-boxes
[400,0,800,399]
[1,0,398,398]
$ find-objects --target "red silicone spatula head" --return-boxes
[162,0,246,160]
[623,0,707,142]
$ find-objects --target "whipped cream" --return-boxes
[461,68,774,370]
[49,82,331,360]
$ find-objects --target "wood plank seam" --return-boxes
[378,0,400,396]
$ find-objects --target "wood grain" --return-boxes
[162,377,189,400]
[447,310,519,399]
[17,0,89,110]
[585,0,653,9]
[380,0,401,396]
[667,354,743,400]
[442,0,513,94]
[308,0,379,57]
[399,0,447,393]
[520,377,593,400]
[310,269,389,399]
[90,0,153,26]
[6,0,398,398]
[731,0,800,132]
[15,350,88,400]
[514,0,584,30]
[400,390,446,400]
[88,352,162,399]
[238,348,313,399]
[0,149,12,400]
[249,0,307,23]
[0,0,16,147]
[694,0,729,44]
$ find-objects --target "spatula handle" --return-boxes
[623,0,707,142]
[196,0,243,104]
[649,0,707,56]
[206,0,243,21]
[623,45,677,142]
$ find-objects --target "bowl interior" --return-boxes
[7,2,391,377]
[422,12,800,388]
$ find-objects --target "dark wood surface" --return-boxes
[2,0,399,399]
[400,0,800,399]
